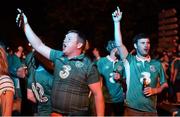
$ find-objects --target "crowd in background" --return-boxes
[0,39,179,116]
[0,6,179,116]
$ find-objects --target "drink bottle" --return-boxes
[142,78,149,97]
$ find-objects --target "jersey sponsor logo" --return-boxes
[109,72,116,83]
[140,72,151,85]
[75,61,84,68]
[150,65,156,72]
[31,82,48,103]
[59,65,71,79]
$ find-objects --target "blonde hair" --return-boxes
[0,48,8,75]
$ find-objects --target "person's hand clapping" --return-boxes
[113,72,121,81]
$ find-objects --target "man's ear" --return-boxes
[77,43,83,49]
[134,43,137,49]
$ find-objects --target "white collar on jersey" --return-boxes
[136,55,151,62]
[106,55,118,63]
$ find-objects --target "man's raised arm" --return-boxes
[112,7,128,60]
[16,9,51,59]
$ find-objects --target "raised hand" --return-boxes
[16,8,28,28]
[112,6,122,22]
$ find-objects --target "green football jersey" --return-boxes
[124,54,167,112]
[96,56,125,103]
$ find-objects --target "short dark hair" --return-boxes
[133,33,150,44]
[68,30,87,50]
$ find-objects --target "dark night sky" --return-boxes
[0,0,179,54]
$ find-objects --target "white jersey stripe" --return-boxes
[123,59,130,93]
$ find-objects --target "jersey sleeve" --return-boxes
[87,63,100,85]
[49,49,63,62]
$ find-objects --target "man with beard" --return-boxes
[96,40,125,116]
[112,7,168,116]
